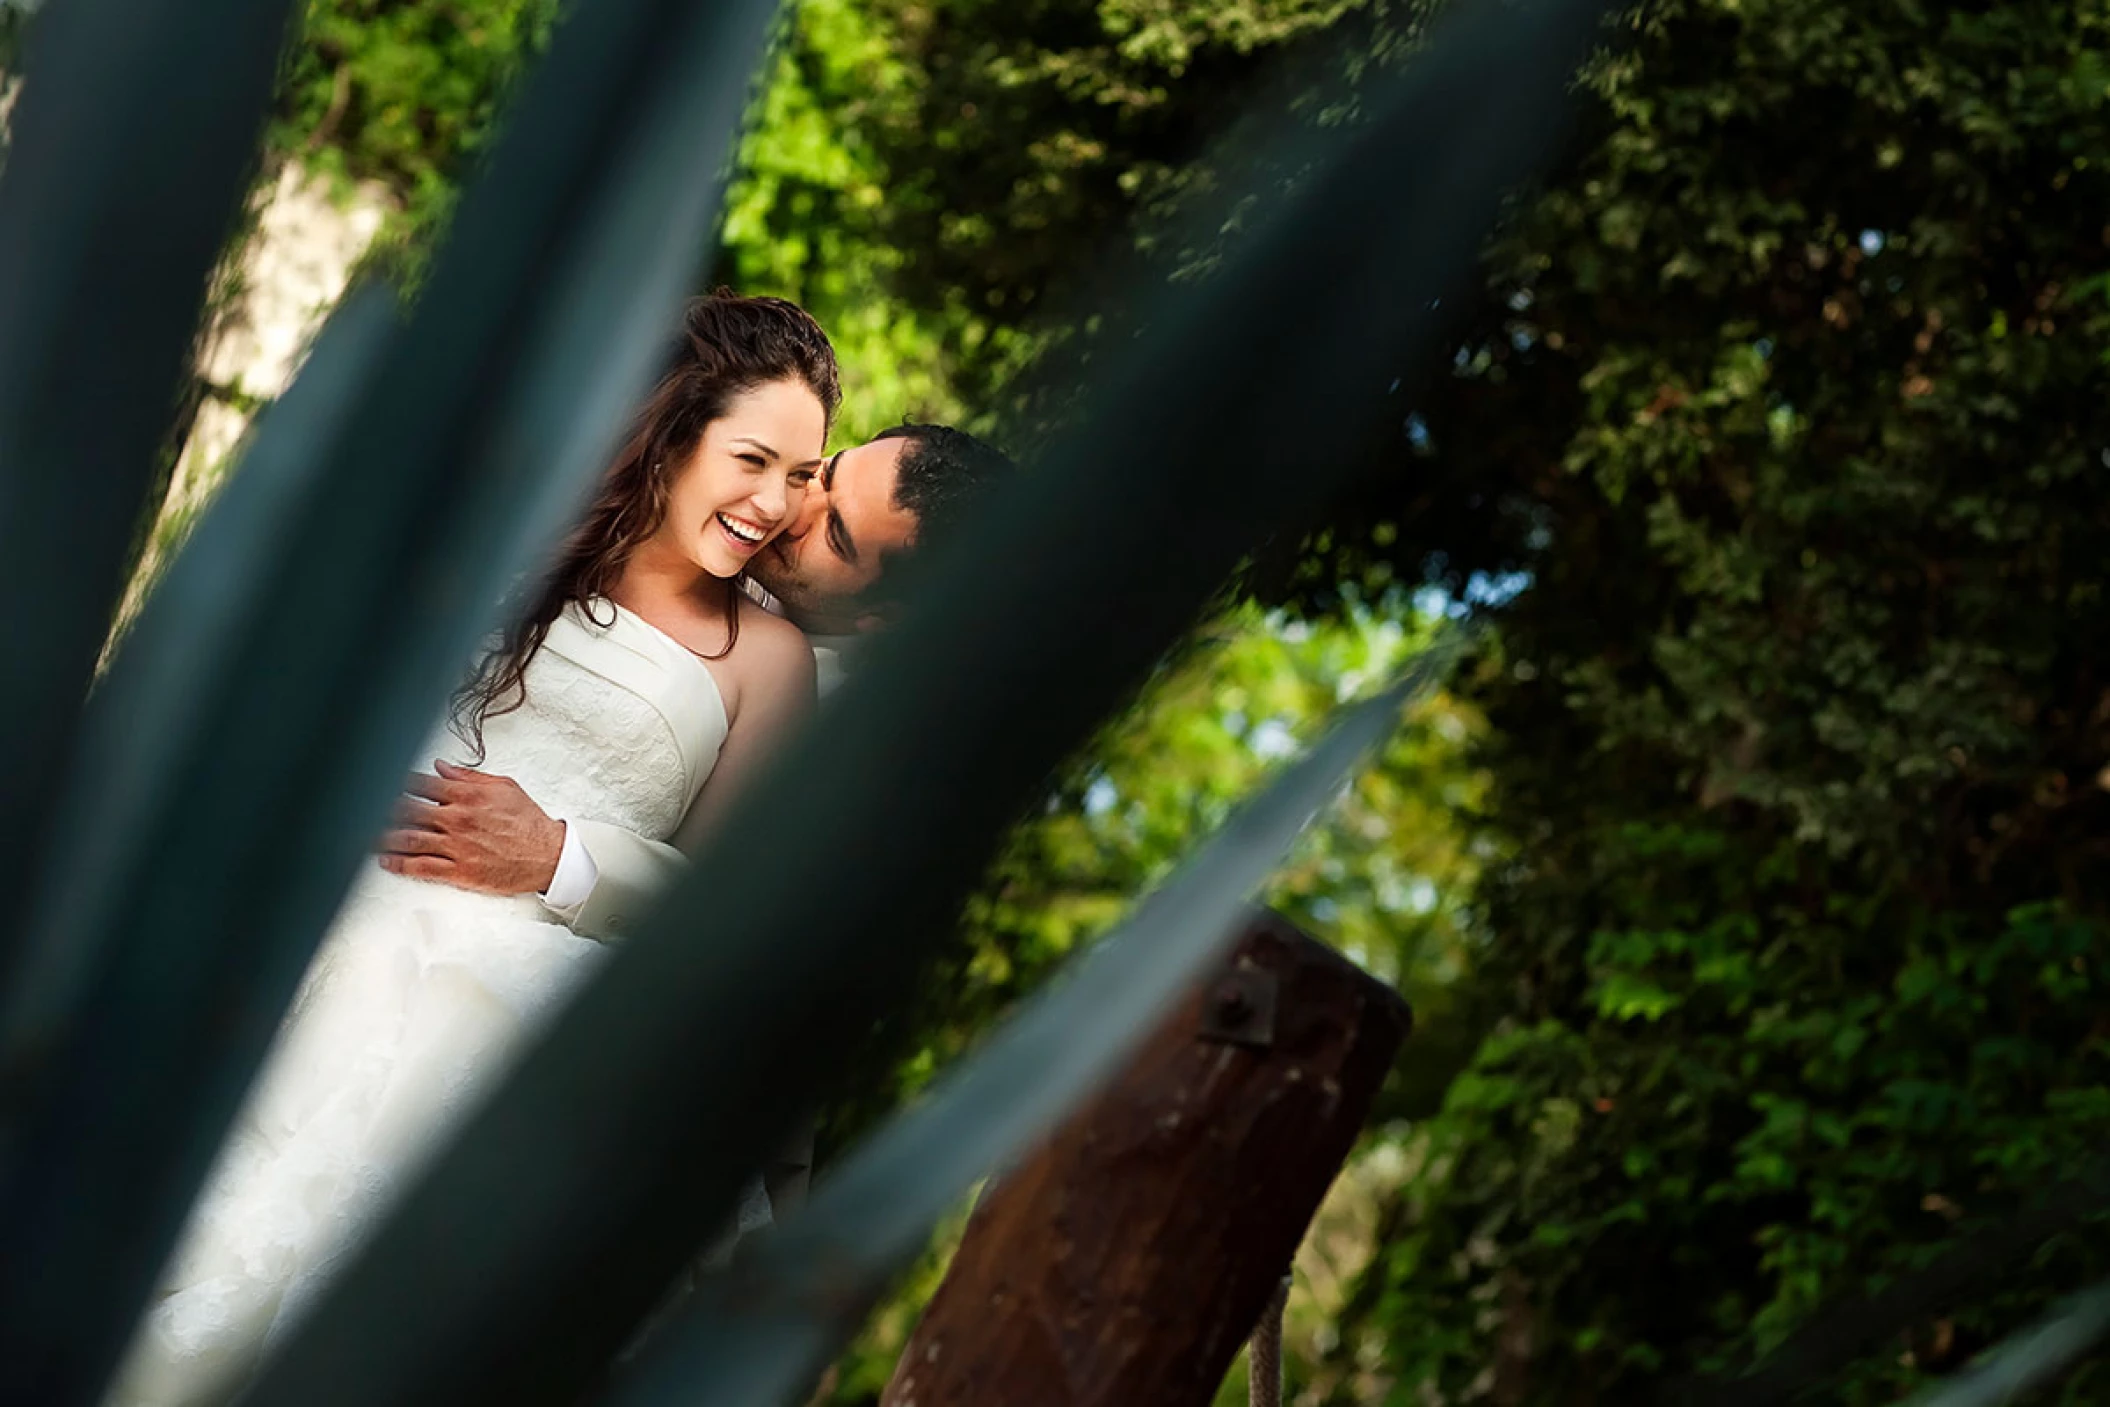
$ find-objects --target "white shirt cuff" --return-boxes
[540,818,599,915]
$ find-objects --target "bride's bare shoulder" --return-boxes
[729,602,817,699]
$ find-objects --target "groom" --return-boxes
[377,420,1015,932]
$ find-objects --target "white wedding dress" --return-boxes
[106,600,766,1407]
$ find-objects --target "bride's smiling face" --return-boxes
[655,376,828,580]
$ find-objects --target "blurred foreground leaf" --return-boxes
[0,0,784,1397]
[0,0,302,973]
[608,643,1466,1405]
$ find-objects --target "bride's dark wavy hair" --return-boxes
[452,289,841,755]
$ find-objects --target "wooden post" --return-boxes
[881,908,1412,1407]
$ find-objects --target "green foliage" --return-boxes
[271,0,560,247]
[713,0,988,442]
[853,0,1361,347]
[0,5,28,90]
[719,0,1388,425]
[1300,0,2110,1399]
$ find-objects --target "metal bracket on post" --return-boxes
[1199,966,1278,1049]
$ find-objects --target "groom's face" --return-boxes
[747,435,919,634]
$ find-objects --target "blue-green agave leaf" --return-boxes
[0,0,783,1395]
[1898,1279,2110,1407]
[606,645,1465,1407]
[0,0,303,973]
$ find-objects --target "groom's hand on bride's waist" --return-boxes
[376,759,566,896]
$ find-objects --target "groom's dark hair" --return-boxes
[873,421,1016,558]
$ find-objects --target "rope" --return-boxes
[1249,1273,1292,1407]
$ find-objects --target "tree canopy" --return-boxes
[1327,0,2110,1398]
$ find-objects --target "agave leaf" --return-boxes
[605,644,1466,1407]
[0,0,783,1396]
[249,5,1604,1404]
[0,0,303,971]
[0,282,400,1406]
[1897,1278,2110,1407]
[0,285,401,1125]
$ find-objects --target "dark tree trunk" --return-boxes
[883,907,1412,1407]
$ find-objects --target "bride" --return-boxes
[106,291,839,1407]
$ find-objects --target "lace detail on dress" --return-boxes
[437,643,696,841]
